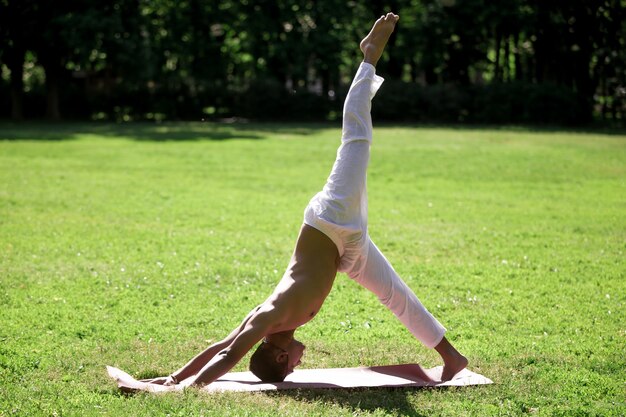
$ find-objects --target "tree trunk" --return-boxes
[7,47,25,120]
[601,76,607,121]
[494,28,501,82]
[424,65,437,85]
[571,7,596,122]
[503,34,510,82]
[534,3,550,83]
[411,58,419,83]
[321,66,330,97]
[513,31,522,81]
[42,59,62,121]
[46,78,61,120]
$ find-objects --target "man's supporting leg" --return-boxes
[350,238,468,380]
[349,239,445,348]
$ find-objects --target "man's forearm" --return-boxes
[171,341,229,382]
[188,351,239,386]
[187,312,269,386]
[171,305,262,381]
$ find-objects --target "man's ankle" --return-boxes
[363,58,377,67]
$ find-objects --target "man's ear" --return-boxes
[276,352,288,363]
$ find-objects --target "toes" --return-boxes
[382,12,399,22]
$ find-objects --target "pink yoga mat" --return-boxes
[107,364,492,393]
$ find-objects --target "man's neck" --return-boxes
[265,329,295,350]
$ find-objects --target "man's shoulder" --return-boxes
[249,304,282,328]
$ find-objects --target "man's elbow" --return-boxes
[216,348,241,366]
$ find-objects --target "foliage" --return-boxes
[0,1,624,123]
[0,122,625,416]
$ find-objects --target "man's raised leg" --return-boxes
[339,13,398,146]
[361,13,400,67]
[304,18,397,258]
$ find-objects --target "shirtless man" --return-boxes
[143,12,467,389]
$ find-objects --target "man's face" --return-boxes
[285,339,306,374]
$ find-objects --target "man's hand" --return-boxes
[139,375,177,385]
[180,377,198,388]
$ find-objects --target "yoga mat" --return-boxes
[107,364,492,393]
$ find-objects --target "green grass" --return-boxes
[0,122,624,416]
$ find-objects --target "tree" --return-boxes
[0,0,35,120]
[0,0,623,123]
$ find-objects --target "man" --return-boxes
[144,12,467,389]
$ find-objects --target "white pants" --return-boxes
[304,62,446,348]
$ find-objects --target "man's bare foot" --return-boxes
[441,353,469,381]
[434,336,469,381]
[360,12,400,67]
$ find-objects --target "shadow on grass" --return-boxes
[0,121,334,142]
[1,121,623,142]
[375,121,626,136]
[262,387,429,417]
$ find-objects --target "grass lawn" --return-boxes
[0,122,624,416]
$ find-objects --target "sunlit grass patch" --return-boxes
[1,122,624,416]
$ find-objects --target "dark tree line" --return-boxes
[1,0,624,124]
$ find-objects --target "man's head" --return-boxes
[249,338,305,382]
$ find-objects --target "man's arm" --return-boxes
[164,305,263,383]
[185,311,273,386]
